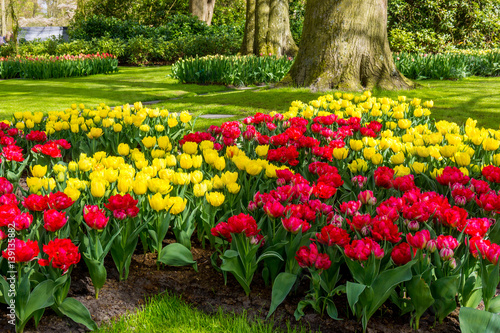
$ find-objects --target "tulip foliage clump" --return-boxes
[2,93,500,331]
[0,53,118,80]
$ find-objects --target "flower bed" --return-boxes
[171,55,294,86]
[1,93,500,332]
[394,49,500,80]
[0,53,118,80]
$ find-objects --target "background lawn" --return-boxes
[2,66,499,129]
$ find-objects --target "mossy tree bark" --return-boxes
[241,0,297,57]
[286,0,414,91]
[189,0,216,26]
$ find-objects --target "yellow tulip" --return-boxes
[151,149,166,158]
[158,169,174,180]
[31,165,47,178]
[105,169,119,183]
[166,196,187,215]
[179,154,193,169]
[349,140,363,151]
[64,187,81,201]
[221,171,238,185]
[165,154,177,167]
[142,136,157,149]
[133,179,148,195]
[214,157,226,171]
[246,162,263,176]
[78,159,93,172]
[415,146,430,158]
[333,147,348,160]
[168,117,178,128]
[149,193,166,211]
[183,142,198,155]
[390,152,405,165]
[91,178,107,197]
[157,136,171,151]
[454,152,471,167]
[430,168,444,179]
[348,159,368,173]
[206,191,225,207]
[394,165,411,177]
[211,175,224,189]
[193,183,208,197]
[192,155,203,168]
[117,177,133,193]
[371,153,383,165]
[440,145,457,158]
[483,138,500,151]
[180,111,192,123]
[203,150,218,165]
[139,124,150,132]
[493,154,500,166]
[410,162,428,174]
[173,172,190,185]
[87,127,103,139]
[363,147,376,160]
[199,140,214,150]
[190,170,204,184]
[227,182,241,194]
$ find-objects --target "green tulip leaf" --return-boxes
[267,272,297,318]
[58,297,98,331]
[460,307,500,333]
[158,243,198,271]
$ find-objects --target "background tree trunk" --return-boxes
[241,0,297,56]
[189,0,216,26]
[286,0,413,91]
[240,0,256,54]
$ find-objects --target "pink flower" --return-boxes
[344,238,384,261]
[358,190,376,205]
[282,217,310,234]
[83,205,109,230]
[391,242,415,265]
[295,243,331,270]
[2,238,39,263]
[315,225,350,247]
[406,230,431,249]
[43,209,68,232]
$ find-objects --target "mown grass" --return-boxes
[0,66,226,117]
[2,66,500,129]
[97,293,312,333]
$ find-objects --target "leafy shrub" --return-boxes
[388,0,500,52]
[171,55,294,86]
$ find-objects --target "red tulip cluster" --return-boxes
[211,213,262,243]
[38,238,81,274]
[104,194,139,220]
[83,205,110,230]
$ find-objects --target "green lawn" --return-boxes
[97,293,310,333]
[2,66,500,129]
[0,66,226,117]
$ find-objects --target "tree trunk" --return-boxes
[285,0,413,91]
[189,0,216,26]
[241,0,297,56]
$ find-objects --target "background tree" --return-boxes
[189,0,215,26]
[285,0,413,91]
[240,0,297,56]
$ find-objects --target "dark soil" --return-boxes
[0,238,462,333]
